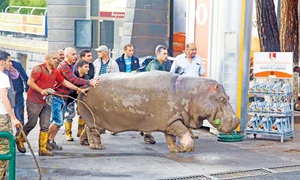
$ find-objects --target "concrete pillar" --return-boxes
[47,0,86,52]
[121,0,169,57]
[210,0,253,131]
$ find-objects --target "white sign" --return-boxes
[99,0,127,19]
[254,52,293,78]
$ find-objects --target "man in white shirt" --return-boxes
[170,43,205,77]
[0,52,21,179]
[170,43,205,139]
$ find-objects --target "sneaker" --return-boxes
[47,140,54,151]
[144,134,156,144]
[52,141,63,150]
[47,141,63,150]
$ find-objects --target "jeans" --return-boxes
[50,96,67,127]
[64,101,76,123]
[14,93,25,126]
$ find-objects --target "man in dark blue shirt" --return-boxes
[11,60,29,126]
[115,44,156,144]
[115,44,140,72]
[11,59,28,134]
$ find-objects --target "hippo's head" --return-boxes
[193,83,240,134]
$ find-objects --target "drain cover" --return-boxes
[210,169,271,179]
[157,175,212,180]
[269,165,300,173]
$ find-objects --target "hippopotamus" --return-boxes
[77,71,240,153]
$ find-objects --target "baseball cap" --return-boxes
[95,45,109,52]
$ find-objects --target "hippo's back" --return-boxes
[98,71,177,92]
[78,71,181,132]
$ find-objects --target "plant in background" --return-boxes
[0,0,9,12]
[8,0,47,15]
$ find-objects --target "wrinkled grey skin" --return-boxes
[77,71,240,152]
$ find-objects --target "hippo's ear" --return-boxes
[210,84,219,92]
[209,84,218,92]
[213,84,218,91]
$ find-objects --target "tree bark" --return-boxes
[256,0,280,52]
[280,0,299,63]
[280,0,299,100]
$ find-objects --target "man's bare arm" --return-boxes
[27,77,48,96]
[0,88,21,127]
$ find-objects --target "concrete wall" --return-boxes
[0,36,47,74]
[121,0,169,57]
[173,0,187,33]
[47,0,86,52]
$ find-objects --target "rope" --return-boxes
[47,90,104,143]
[18,89,102,179]
[19,127,42,180]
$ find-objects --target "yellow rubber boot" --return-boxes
[15,132,27,153]
[77,117,85,137]
[38,132,53,156]
[65,122,74,141]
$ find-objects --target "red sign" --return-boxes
[99,0,127,19]
[269,52,276,60]
[99,12,125,18]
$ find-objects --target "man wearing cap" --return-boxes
[93,45,119,77]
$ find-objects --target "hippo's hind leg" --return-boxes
[87,126,105,150]
[167,121,194,153]
[165,133,181,153]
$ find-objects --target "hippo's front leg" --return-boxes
[166,121,194,152]
[165,133,181,153]
[87,127,105,150]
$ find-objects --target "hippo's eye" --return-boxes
[220,97,226,103]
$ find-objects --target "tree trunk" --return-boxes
[280,0,299,101]
[256,0,280,52]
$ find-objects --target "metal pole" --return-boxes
[277,0,281,29]
[169,0,174,57]
[239,0,253,131]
